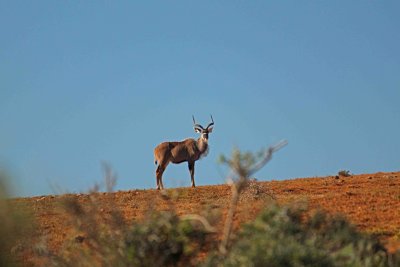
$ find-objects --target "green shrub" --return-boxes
[0,172,34,267]
[125,211,208,267]
[205,204,390,267]
[0,173,15,266]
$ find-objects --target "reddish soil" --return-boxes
[10,171,400,265]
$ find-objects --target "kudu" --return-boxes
[154,115,214,190]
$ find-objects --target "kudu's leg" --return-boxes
[156,165,160,189]
[156,162,168,190]
[156,165,163,190]
[188,161,196,188]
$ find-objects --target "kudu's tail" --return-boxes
[153,148,159,166]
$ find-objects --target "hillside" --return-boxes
[9,171,400,265]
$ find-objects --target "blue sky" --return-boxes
[1,1,399,197]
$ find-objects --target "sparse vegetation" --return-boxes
[35,163,210,267]
[42,196,209,267]
[2,151,399,266]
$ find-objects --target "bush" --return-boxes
[125,211,208,267]
[0,173,15,266]
[205,204,390,267]
[0,172,34,267]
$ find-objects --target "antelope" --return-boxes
[154,115,214,190]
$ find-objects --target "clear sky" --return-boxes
[1,1,399,197]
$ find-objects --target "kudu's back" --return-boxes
[154,139,199,165]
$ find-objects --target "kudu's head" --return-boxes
[192,115,214,141]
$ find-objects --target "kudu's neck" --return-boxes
[196,137,209,154]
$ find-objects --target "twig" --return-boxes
[248,139,288,176]
[219,140,287,255]
[180,214,217,233]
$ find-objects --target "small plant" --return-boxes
[338,170,352,177]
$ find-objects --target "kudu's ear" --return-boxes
[208,127,213,133]
[194,127,202,133]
